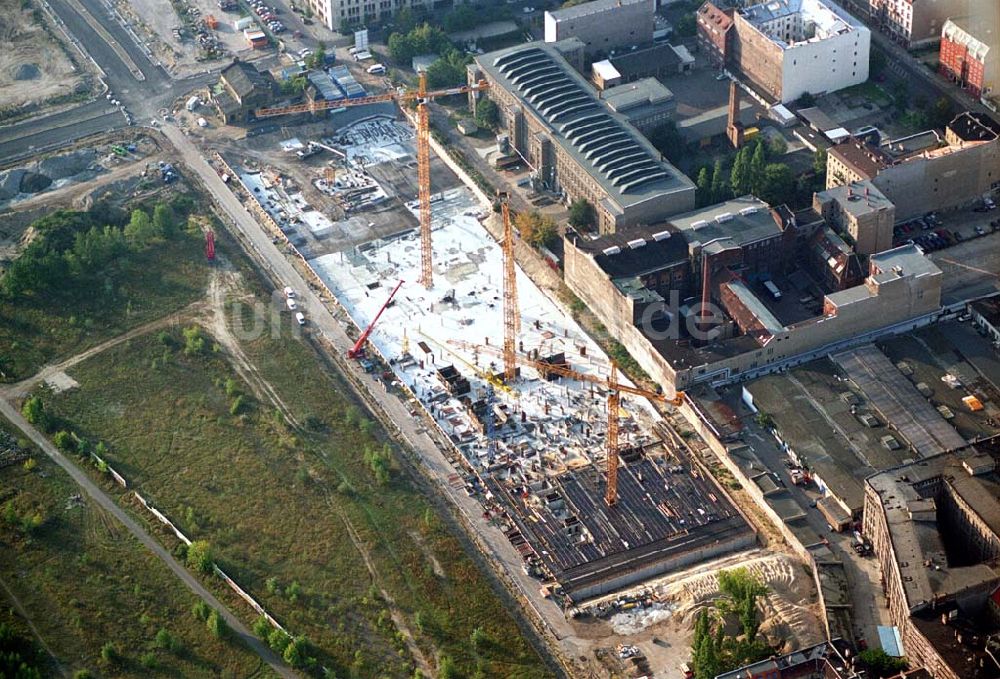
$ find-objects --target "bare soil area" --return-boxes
[0,0,86,111]
[114,0,256,77]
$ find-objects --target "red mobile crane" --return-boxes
[348,280,404,359]
[205,230,216,262]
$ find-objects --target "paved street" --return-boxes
[161,123,578,670]
[0,396,299,679]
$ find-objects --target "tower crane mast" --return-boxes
[255,77,490,288]
[450,339,684,505]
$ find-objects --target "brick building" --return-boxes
[211,60,278,124]
[565,207,943,392]
[940,17,998,100]
[826,113,1000,220]
[864,448,1000,679]
[724,0,870,104]
[869,0,965,49]
[814,180,895,255]
[467,43,695,233]
[696,1,734,67]
[543,0,655,56]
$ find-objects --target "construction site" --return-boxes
[218,93,757,604]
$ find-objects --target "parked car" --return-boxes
[285,298,297,311]
[295,312,305,325]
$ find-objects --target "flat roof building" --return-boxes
[864,445,1000,679]
[600,78,676,134]
[729,0,871,103]
[814,180,895,255]
[827,113,1000,220]
[543,0,655,56]
[869,0,965,49]
[468,43,695,233]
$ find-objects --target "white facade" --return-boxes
[740,0,870,103]
[780,18,870,102]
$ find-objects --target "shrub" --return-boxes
[206,609,227,638]
[186,540,214,574]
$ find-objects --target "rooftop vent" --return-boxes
[691,219,710,229]
[651,230,671,241]
[602,245,622,256]
[739,206,758,216]
[715,212,734,223]
[627,238,647,249]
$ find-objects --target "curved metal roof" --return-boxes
[492,47,669,195]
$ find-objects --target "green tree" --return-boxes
[474,97,499,130]
[286,580,302,603]
[393,6,417,33]
[268,629,291,653]
[192,600,211,621]
[858,648,908,678]
[124,209,154,248]
[438,655,459,679]
[426,49,470,88]
[730,147,751,196]
[186,540,214,574]
[696,166,712,206]
[100,642,120,666]
[155,627,178,652]
[182,326,206,356]
[748,142,767,195]
[813,148,828,177]
[206,609,227,638]
[757,163,795,206]
[675,12,697,36]
[514,210,558,249]
[21,396,49,430]
[283,636,311,668]
[710,159,727,203]
[929,96,954,129]
[53,430,74,452]
[649,121,685,163]
[253,615,272,638]
[152,202,174,238]
[567,199,597,231]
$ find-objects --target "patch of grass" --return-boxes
[0,415,270,678]
[837,80,890,107]
[42,305,552,678]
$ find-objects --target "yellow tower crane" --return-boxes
[450,339,684,505]
[256,74,490,288]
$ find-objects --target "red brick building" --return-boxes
[696,1,734,67]
[939,17,994,98]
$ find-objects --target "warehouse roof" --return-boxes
[478,44,692,207]
[669,196,782,247]
[602,78,674,114]
[547,0,650,22]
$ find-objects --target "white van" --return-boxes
[366,63,385,74]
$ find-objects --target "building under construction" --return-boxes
[304,153,754,600]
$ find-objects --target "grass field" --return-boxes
[37,298,552,678]
[0,199,214,383]
[0,416,273,678]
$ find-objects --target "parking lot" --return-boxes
[892,200,1000,252]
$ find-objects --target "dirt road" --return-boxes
[161,123,578,676]
[0,396,299,679]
